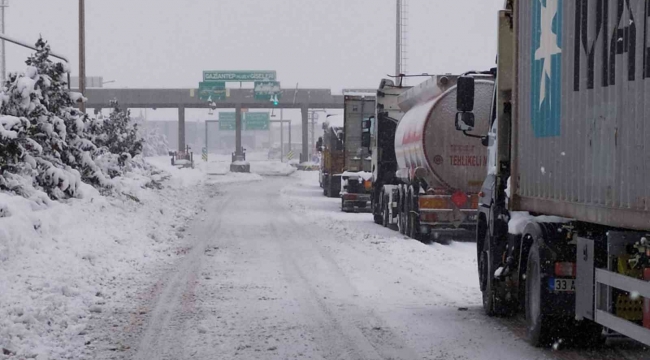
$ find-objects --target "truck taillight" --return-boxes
[554,262,576,277]
[421,212,438,223]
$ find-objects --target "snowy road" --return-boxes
[92,171,650,360]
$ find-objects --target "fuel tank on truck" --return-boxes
[394,77,494,194]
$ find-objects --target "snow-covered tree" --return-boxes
[0,38,111,199]
[94,101,142,162]
[0,41,83,199]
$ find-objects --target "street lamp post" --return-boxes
[79,0,86,113]
[0,0,8,84]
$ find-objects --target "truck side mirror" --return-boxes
[456,76,475,112]
[361,116,373,149]
[455,112,475,131]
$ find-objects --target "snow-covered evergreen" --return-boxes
[0,38,144,200]
[94,101,143,162]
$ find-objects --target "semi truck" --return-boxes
[318,125,345,197]
[366,75,494,242]
[454,0,650,348]
[340,95,375,212]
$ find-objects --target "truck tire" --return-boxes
[479,233,498,316]
[323,176,330,196]
[382,193,390,227]
[404,189,412,237]
[373,190,385,225]
[327,177,338,198]
[398,187,406,235]
[479,232,514,316]
[525,241,555,347]
[408,189,424,242]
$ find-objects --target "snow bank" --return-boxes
[508,211,572,235]
[145,156,205,188]
[206,172,263,184]
[250,161,296,176]
[0,161,207,359]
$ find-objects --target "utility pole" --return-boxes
[395,0,401,77]
[310,111,318,162]
[0,0,8,84]
[395,0,408,79]
[78,0,86,113]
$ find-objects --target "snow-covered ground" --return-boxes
[3,160,647,359]
[281,171,480,306]
[84,168,624,360]
[0,154,290,359]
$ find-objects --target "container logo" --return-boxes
[531,0,563,138]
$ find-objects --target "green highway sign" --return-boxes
[198,82,226,101]
[203,70,276,82]
[254,81,282,101]
[244,112,270,130]
[218,112,236,131]
[217,112,269,131]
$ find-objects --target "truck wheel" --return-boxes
[479,234,497,316]
[397,188,406,235]
[408,190,423,242]
[373,213,383,224]
[404,189,412,237]
[525,241,555,347]
[478,233,508,316]
[327,178,337,198]
[373,191,384,225]
[382,193,391,227]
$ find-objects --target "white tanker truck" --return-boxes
[363,75,494,242]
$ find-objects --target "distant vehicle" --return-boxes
[340,95,375,212]
[454,0,650,348]
[318,125,344,197]
[366,75,493,243]
[171,145,194,169]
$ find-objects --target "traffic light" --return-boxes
[271,94,279,106]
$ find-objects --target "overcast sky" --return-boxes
[6,0,504,121]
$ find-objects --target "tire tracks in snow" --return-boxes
[270,204,420,360]
[129,189,233,360]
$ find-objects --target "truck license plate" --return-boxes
[551,278,575,292]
